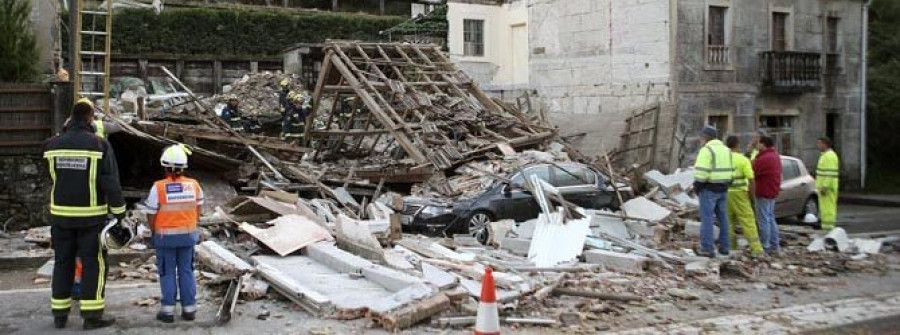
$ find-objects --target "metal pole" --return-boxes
[860,0,871,189]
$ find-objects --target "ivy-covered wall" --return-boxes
[83,8,405,58]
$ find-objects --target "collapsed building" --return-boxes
[5,42,896,332]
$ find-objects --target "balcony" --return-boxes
[707,45,731,66]
[759,51,822,93]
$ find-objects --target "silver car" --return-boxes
[775,155,818,220]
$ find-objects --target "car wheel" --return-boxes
[468,211,493,245]
[798,196,819,221]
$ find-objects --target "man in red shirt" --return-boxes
[752,136,783,254]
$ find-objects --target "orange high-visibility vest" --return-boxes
[153,176,201,235]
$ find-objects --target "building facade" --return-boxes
[445,0,867,188]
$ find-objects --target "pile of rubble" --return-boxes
[217,72,308,118]
[18,41,895,331]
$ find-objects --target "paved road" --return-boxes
[836,204,900,234]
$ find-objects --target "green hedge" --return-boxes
[103,8,405,57]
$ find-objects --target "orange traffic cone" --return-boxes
[474,267,500,335]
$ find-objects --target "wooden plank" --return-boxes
[0,126,51,131]
[0,106,50,113]
[326,52,426,163]
[0,141,44,147]
[306,53,333,144]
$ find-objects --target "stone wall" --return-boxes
[0,156,50,230]
[526,0,674,158]
[674,0,864,187]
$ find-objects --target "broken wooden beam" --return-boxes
[367,293,451,331]
[552,288,643,302]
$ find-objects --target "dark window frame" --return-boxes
[463,19,485,57]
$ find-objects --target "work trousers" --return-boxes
[727,190,764,255]
[51,223,108,318]
[819,187,838,231]
[755,197,780,253]
[156,246,197,314]
[698,188,730,255]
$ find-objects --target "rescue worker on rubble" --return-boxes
[816,137,840,231]
[278,78,292,115]
[144,144,203,323]
[282,92,310,142]
[61,98,121,139]
[43,97,126,330]
[725,136,764,258]
[221,95,244,132]
[692,126,733,258]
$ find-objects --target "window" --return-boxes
[781,159,800,181]
[552,166,595,187]
[707,115,730,137]
[511,166,550,187]
[826,17,840,54]
[706,5,731,66]
[759,115,795,155]
[772,12,789,51]
[708,6,727,45]
[463,19,484,57]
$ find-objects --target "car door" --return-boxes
[496,166,549,222]
[552,165,612,209]
[775,158,803,218]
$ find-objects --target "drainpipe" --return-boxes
[860,0,871,189]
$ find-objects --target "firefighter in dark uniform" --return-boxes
[220,95,244,132]
[277,78,291,116]
[43,98,126,330]
[282,92,310,143]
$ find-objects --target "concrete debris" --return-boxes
[24,226,50,245]
[334,215,385,262]
[240,273,270,300]
[422,262,457,289]
[622,197,672,222]
[241,214,333,256]
[36,259,54,278]
[824,227,851,252]
[195,240,255,276]
[667,288,699,300]
[809,227,884,255]
[584,250,649,274]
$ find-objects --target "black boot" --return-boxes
[181,311,196,321]
[156,312,175,323]
[53,316,67,329]
[83,316,115,330]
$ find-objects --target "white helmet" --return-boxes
[100,218,135,250]
[160,144,192,169]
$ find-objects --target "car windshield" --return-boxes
[553,165,595,187]
[510,166,550,187]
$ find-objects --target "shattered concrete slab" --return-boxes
[195,241,255,276]
[306,242,423,292]
[241,214,333,256]
[589,211,631,240]
[643,169,694,196]
[422,262,457,289]
[229,196,302,217]
[583,250,649,274]
[500,237,531,256]
[335,215,386,262]
[622,197,672,222]
[824,227,851,252]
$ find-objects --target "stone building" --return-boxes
[444,0,868,188]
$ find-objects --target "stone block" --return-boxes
[584,250,649,274]
[684,220,719,238]
[622,197,671,222]
[500,237,531,256]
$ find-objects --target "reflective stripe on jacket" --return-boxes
[694,139,733,184]
[93,120,105,139]
[153,176,201,235]
[729,152,754,192]
[816,149,840,190]
[42,122,126,221]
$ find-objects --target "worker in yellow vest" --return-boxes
[815,137,840,231]
[693,126,733,258]
[725,136,763,257]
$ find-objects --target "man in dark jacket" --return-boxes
[752,135,783,254]
[43,98,125,329]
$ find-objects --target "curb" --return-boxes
[839,195,900,208]
[608,292,900,334]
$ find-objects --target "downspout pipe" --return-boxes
[860,0,871,189]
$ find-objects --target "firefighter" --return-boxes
[816,137,840,231]
[220,95,243,131]
[144,144,203,323]
[277,78,291,115]
[282,92,310,142]
[43,97,125,330]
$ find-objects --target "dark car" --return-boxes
[401,163,632,242]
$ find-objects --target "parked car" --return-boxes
[401,163,633,242]
[775,155,818,220]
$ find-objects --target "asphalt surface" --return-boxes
[835,204,900,234]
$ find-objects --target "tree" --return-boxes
[0,0,40,82]
[868,0,900,168]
